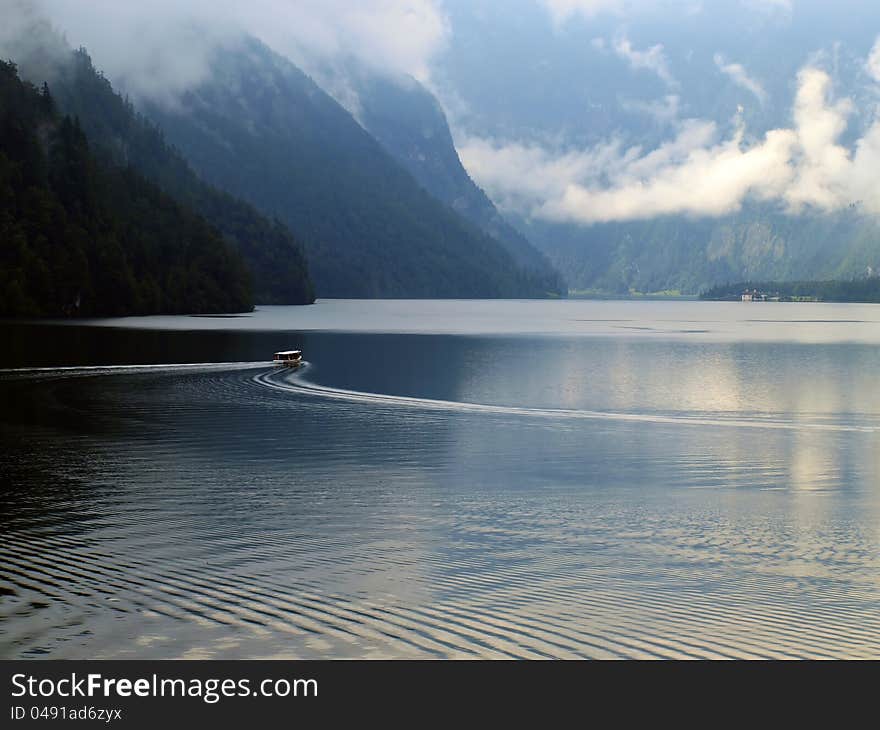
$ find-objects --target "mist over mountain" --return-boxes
[6,1,880,299]
[49,50,316,305]
[1,10,315,306]
[2,1,562,305]
[0,61,253,316]
[138,38,558,298]
[438,0,880,292]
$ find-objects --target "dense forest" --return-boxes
[701,278,880,303]
[0,61,253,317]
[46,50,314,305]
[142,38,559,299]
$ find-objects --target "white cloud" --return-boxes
[867,37,880,83]
[243,0,448,83]
[25,0,449,103]
[611,36,678,87]
[457,135,637,213]
[714,53,767,105]
[459,62,880,225]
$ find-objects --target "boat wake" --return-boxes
[2,360,873,434]
[254,364,878,434]
[0,361,269,380]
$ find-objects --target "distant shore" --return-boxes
[700,280,880,304]
[568,289,698,301]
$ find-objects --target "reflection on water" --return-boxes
[2,302,880,658]
[42,299,880,344]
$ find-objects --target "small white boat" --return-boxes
[273,350,302,366]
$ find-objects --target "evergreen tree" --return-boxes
[0,61,253,317]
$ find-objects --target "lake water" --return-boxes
[2,299,880,659]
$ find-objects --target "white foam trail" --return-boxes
[255,366,878,434]
[0,361,269,377]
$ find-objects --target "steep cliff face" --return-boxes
[354,73,564,293]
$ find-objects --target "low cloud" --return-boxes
[0,1,72,80]
[459,61,880,225]
[16,1,448,103]
[714,54,768,105]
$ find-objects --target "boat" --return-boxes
[273,350,303,366]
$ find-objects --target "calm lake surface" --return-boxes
[2,299,880,658]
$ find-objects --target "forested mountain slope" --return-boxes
[141,38,558,299]
[44,50,314,305]
[0,61,252,317]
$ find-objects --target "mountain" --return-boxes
[436,0,880,295]
[138,38,559,299]
[41,50,314,305]
[9,1,880,299]
[523,207,880,295]
[352,73,564,294]
[0,61,252,317]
